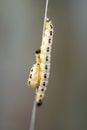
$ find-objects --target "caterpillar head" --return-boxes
[35,49,41,64]
[36,91,44,107]
[36,99,43,107]
[46,18,53,30]
[35,49,41,54]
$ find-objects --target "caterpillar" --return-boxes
[27,18,54,106]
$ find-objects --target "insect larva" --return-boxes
[27,18,54,106]
[35,18,54,106]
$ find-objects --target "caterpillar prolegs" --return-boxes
[27,18,54,106]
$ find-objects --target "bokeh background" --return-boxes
[0,0,87,130]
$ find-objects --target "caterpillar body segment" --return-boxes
[27,63,40,88]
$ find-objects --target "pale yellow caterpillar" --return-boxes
[27,18,54,106]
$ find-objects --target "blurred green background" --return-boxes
[0,0,87,130]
